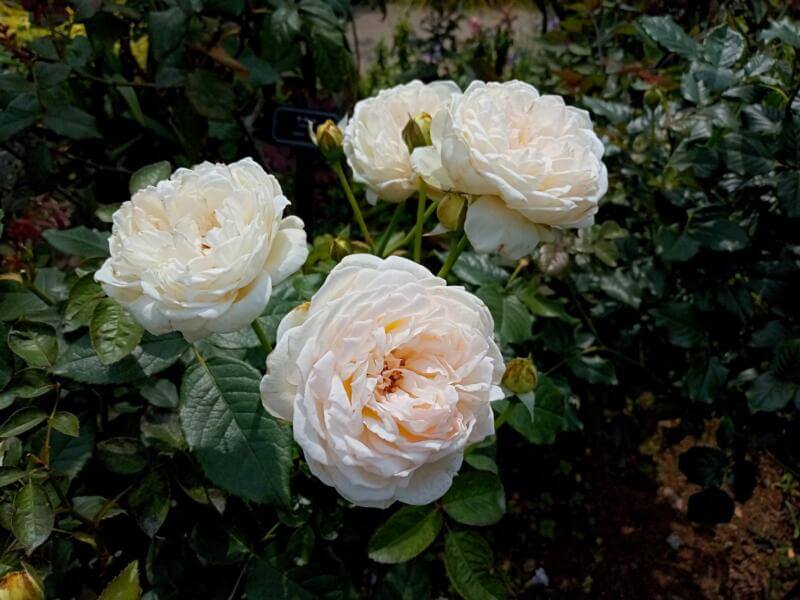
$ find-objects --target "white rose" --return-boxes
[95,158,308,342]
[343,80,460,204]
[260,255,504,508]
[412,80,608,259]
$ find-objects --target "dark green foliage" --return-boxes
[0,0,798,598]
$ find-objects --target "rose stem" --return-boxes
[251,320,272,354]
[437,232,468,278]
[375,201,405,256]
[382,200,438,256]
[332,161,373,249]
[412,181,427,262]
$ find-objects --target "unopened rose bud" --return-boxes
[402,112,432,152]
[0,570,44,600]
[330,237,352,261]
[310,120,344,162]
[436,193,467,230]
[502,356,538,395]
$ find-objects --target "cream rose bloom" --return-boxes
[412,80,608,259]
[343,80,460,204]
[260,255,504,508]
[95,158,308,342]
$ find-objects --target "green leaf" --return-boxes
[0,468,25,487]
[0,281,48,321]
[8,323,57,368]
[582,97,632,124]
[149,7,187,60]
[72,496,126,521]
[442,472,505,526]
[747,373,798,413]
[760,18,800,48]
[723,133,774,176]
[477,285,533,345]
[179,356,292,506]
[650,303,704,348]
[0,408,48,438]
[90,299,144,365]
[49,425,94,479]
[367,505,443,564]
[129,161,171,195]
[0,369,54,407]
[686,357,729,404]
[187,70,235,121]
[376,562,431,600]
[115,81,144,125]
[33,62,70,88]
[0,94,39,142]
[0,323,11,390]
[639,15,699,59]
[43,106,101,139]
[97,437,147,475]
[140,379,179,408]
[655,227,700,262]
[64,274,104,332]
[128,469,170,537]
[776,170,800,217]
[12,482,54,555]
[49,411,79,437]
[35,267,67,302]
[246,555,316,600]
[43,226,109,258]
[599,271,642,309]
[568,354,618,385]
[444,531,505,600]
[689,220,748,252]
[702,26,744,68]
[98,560,141,600]
[506,377,569,445]
[515,283,577,323]
[54,332,187,384]
[450,252,507,286]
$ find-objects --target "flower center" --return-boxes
[376,354,405,396]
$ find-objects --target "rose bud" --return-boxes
[329,237,352,261]
[437,192,467,230]
[310,119,344,162]
[502,356,538,395]
[402,111,432,153]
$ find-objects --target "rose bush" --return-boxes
[261,254,504,508]
[96,158,308,341]
[0,1,798,598]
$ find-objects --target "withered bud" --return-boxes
[0,570,44,600]
[402,112,432,153]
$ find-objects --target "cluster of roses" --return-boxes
[95,80,606,509]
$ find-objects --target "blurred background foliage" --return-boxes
[1,0,800,598]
